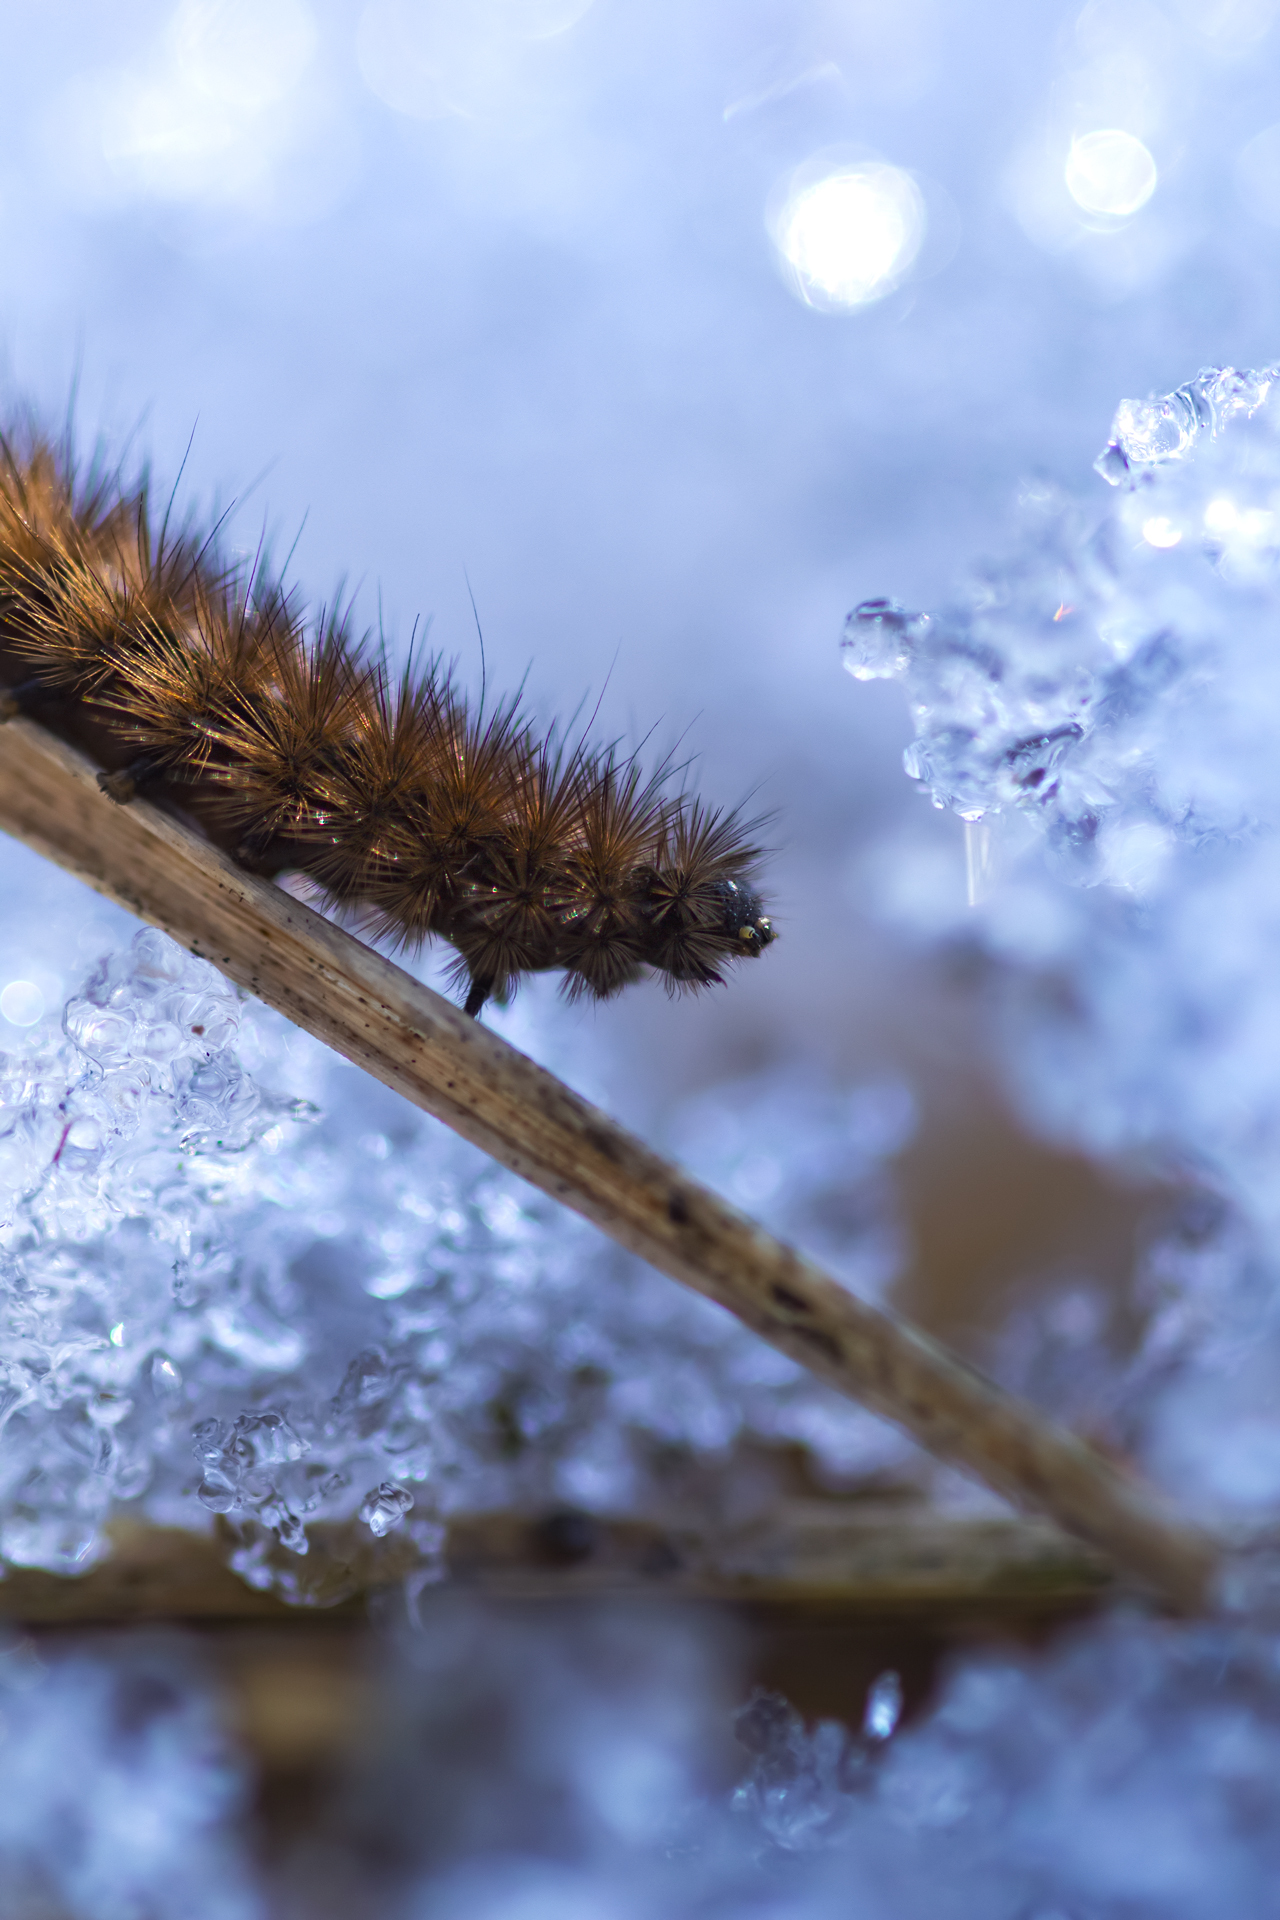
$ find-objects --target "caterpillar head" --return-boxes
[717,877,775,957]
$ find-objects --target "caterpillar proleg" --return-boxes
[0,428,775,1016]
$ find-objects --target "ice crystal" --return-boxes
[845,363,1280,1517]
[0,924,914,1585]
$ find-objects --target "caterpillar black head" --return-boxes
[718,876,775,956]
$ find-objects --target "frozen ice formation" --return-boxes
[723,1607,1280,1918]
[0,925,914,1588]
[1094,363,1279,486]
[20,1599,1280,1920]
[843,362,1280,832]
[844,362,1280,1516]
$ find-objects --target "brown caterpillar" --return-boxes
[0,428,775,1016]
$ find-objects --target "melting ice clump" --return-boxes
[0,926,913,1587]
[845,362,1280,1516]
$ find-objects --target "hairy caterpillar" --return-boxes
[0,429,774,1016]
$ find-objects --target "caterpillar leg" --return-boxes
[463,973,494,1019]
[96,754,163,805]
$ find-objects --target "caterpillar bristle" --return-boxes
[0,425,776,1015]
[210,611,369,859]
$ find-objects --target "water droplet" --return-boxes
[197,1470,238,1514]
[841,599,928,681]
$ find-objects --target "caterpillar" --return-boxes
[0,428,775,1016]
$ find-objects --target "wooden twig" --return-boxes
[0,716,1220,1612]
[0,1510,1114,1624]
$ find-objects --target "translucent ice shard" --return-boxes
[1095,363,1279,485]
[359,1480,415,1536]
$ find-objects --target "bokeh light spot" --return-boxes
[1065,130,1157,218]
[771,163,926,313]
[0,981,45,1028]
[1142,515,1182,547]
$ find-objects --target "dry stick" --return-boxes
[0,716,1220,1614]
[0,1511,1115,1624]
